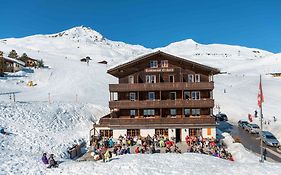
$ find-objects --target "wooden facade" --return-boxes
[3,57,25,73]
[93,51,220,141]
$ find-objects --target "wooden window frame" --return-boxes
[99,129,113,138]
[127,129,140,137]
[155,129,168,136]
[161,60,168,68]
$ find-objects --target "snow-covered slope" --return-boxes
[1,26,281,174]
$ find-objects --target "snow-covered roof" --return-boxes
[3,57,25,66]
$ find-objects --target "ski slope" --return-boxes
[0,26,281,174]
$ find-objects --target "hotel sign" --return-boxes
[145,68,174,72]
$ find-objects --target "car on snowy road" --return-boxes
[245,123,260,134]
[238,120,249,129]
[215,113,228,121]
[260,131,280,147]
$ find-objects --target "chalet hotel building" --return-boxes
[92,51,220,142]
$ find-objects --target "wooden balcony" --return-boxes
[96,117,216,128]
[109,82,214,92]
[109,99,214,109]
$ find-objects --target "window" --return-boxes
[161,60,168,68]
[144,109,155,117]
[99,130,113,138]
[189,128,202,136]
[129,92,136,101]
[191,109,200,116]
[146,75,156,83]
[148,92,155,100]
[170,92,176,100]
[191,91,200,100]
[155,129,168,136]
[184,108,190,117]
[188,74,194,83]
[184,91,190,100]
[127,129,140,137]
[130,110,136,118]
[128,75,134,84]
[170,109,177,117]
[149,60,158,68]
[111,92,118,101]
[169,75,174,82]
[195,74,200,82]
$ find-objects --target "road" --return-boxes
[218,121,281,163]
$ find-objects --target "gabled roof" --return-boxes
[108,50,220,78]
[3,57,25,66]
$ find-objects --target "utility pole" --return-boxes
[259,75,264,163]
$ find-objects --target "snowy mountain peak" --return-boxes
[50,26,105,43]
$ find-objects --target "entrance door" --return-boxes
[176,128,181,142]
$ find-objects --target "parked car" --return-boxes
[215,113,228,121]
[245,123,260,134]
[238,120,249,129]
[260,131,280,147]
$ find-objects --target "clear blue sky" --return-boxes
[0,0,280,53]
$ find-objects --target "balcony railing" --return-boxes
[109,82,214,92]
[97,117,216,127]
[109,99,214,109]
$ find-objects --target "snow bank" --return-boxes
[0,102,108,175]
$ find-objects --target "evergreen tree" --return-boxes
[19,53,29,62]
[8,50,18,59]
[38,59,44,68]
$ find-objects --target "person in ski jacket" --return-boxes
[104,150,110,162]
[47,154,58,168]
[41,153,48,165]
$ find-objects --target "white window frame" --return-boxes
[148,92,155,100]
[191,109,200,116]
[144,109,155,116]
[184,91,190,100]
[130,109,136,117]
[191,91,200,100]
[184,108,190,117]
[195,74,200,82]
[146,75,156,83]
[161,60,168,68]
[188,74,194,83]
[170,109,177,117]
[169,75,174,83]
[129,92,136,101]
[149,60,158,68]
[128,75,134,84]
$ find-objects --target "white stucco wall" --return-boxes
[140,129,155,137]
[181,128,189,141]
[202,127,216,138]
[113,129,127,139]
[168,128,176,140]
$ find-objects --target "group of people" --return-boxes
[185,135,234,161]
[89,133,234,162]
[41,153,59,168]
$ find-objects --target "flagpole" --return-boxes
[260,74,264,163]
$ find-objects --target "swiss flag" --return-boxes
[257,76,264,108]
